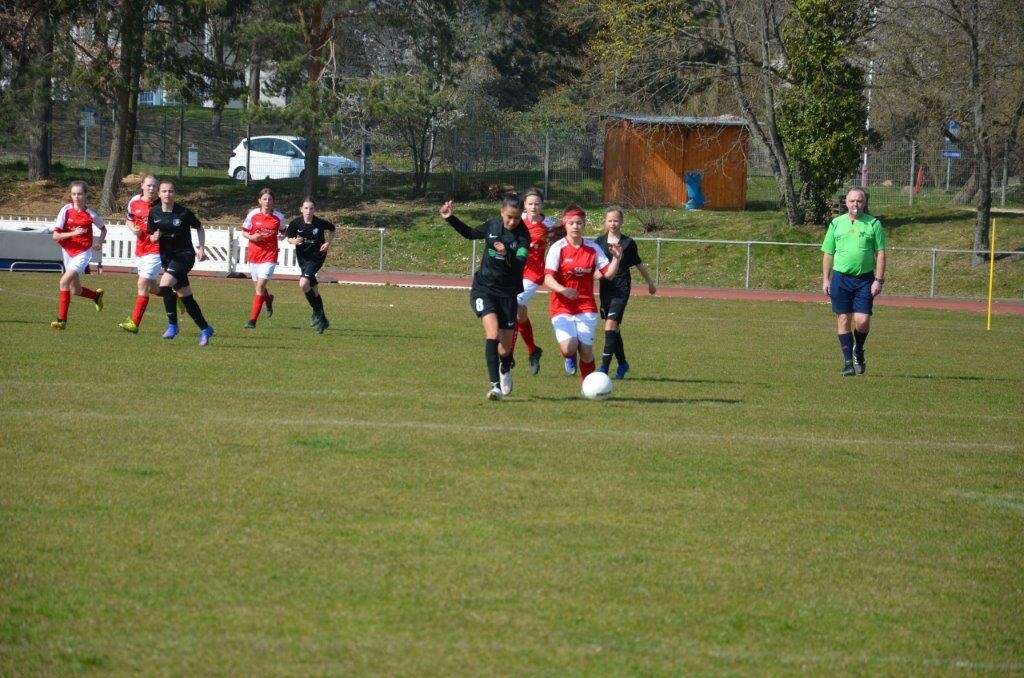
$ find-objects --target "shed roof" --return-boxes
[603,113,748,127]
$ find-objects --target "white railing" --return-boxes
[1,217,388,276]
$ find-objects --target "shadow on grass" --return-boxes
[530,396,743,405]
[900,373,1022,382]
[629,376,771,387]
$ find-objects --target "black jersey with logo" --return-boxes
[147,204,202,258]
[286,215,336,261]
[445,215,530,297]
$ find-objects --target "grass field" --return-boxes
[1,272,1022,674]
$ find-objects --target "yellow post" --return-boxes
[986,219,996,330]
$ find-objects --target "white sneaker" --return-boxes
[487,384,503,401]
[499,367,513,396]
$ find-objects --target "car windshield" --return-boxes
[291,138,307,153]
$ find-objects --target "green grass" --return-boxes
[1,272,1022,673]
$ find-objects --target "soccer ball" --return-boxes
[581,371,613,400]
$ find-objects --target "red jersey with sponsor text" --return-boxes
[544,237,611,316]
[522,214,555,284]
[126,194,160,257]
[55,204,102,256]
[242,208,286,264]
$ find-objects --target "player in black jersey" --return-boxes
[286,197,336,334]
[146,180,215,345]
[441,195,530,400]
[594,206,657,378]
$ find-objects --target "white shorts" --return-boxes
[62,249,92,275]
[250,262,277,281]
[517,278,543,306]
[135,253,162,279]
[551,312,598,346]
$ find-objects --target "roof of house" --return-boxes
[603,113,748,127]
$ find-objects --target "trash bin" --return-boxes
[684,170,706,210]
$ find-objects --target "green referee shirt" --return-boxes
[821,212,885,276]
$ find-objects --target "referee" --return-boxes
[821,187,886,376]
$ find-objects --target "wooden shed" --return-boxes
[602,114,749,210]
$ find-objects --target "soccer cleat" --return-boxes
[841,360,856,376]
[854,353,866,375]
[310,313,320,327]
[597,364,608,374]
[244,320,256,329]
[162,324,179,340]
[118,319,139,334]
[499,367,513,396]
[564,357,576,375]
[316,317,330,335]
[50,319,66,330]
[615,361,630,380]
[264,293,275,318]
[528,347,543,375]
[198,326,214,346]
[486,384,503,401]
[94,288,105,312]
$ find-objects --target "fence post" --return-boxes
[930,249,937,297]
[471,240,477,276]
[908,141,915,207]
[378,228,385,272]
[654,239,662,287]
[745,242,752,289]
[543,131,550,200]
[177,102,185,179]
[228,227,237,277]
[451,128,457,196]
[1001,143,1008,207]
[360,130,368,197]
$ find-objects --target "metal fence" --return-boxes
[3,104,1021,210]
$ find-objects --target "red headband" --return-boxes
[561,208,586,226]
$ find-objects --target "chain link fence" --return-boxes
[3,104,1021,210]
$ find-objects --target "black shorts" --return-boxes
[470,291,518,329]
[162,253,195,289]
[600,292,630,323]
[297,254,326,284]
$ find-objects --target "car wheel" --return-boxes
[233,167,248,181]
[299,169,306,179]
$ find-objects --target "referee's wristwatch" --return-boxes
[874,277,885,284]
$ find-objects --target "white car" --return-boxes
[228,135,359,181]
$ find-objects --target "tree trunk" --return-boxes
[249,55,262,105]
[101,90,130,215]
[99,0,146,214]
[304,131,319,199]
[26,15,54,181]
[966,0,991,266]
[212,106,223,137]
[715,0,802,225]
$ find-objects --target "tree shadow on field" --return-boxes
[631,376,771,388]
[900,373,1022,383]
[530,395,743,405]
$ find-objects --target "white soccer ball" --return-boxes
[581,371,613,400]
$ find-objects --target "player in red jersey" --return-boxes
[513,187,557,376]
[543,205,621,381]
[118,174,160,333]
[50,181,107,330]
[241,188,287,328]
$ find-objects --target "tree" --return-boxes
[874,0,1024,263]
[777,0,872,224]
[0,2,79,180]
[350,0,466,195]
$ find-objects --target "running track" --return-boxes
[96,265,1024,316]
